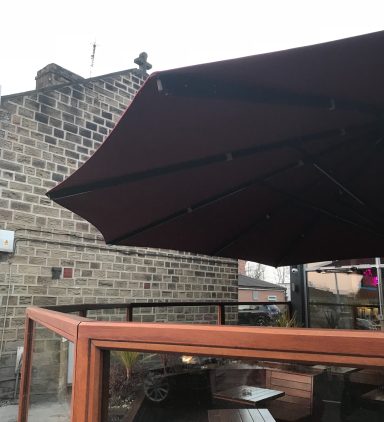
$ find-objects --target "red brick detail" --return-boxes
[63,267,73,278]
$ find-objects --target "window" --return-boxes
[252,291,259,300]
[268,295,277,301]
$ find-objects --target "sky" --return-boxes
[1,0,384,96]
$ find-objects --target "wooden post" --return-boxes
[287,301,293,320]
[71,337,91,422]
[217,304,226,325]
[18,317,34,422]
[100,350,110,422]
[126,305,133,322]
[87,343,104,422]
[71,330,106,422]
[79,309,87,318]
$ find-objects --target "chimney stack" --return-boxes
[238,260,247,276]
[35,63,83,90]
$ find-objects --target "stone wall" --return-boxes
[0,66,238,399]
[29,326,70,404]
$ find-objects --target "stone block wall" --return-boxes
[29,326,70,404]
[0,66,238,398]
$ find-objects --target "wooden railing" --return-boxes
[18,301,384,422]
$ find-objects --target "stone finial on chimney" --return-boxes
[134,52,152,75]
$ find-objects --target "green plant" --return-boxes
[273,311,297,327]
[113,351,140,379]
[324,311,340,329]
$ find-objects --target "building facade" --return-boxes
[238,274,286,302]
[0,61,237,398]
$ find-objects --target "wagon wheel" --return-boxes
[143,372,170,402]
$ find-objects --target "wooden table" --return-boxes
[208,408,276,422]
[312,365,359,376]
[361,388,384,403]
[312,365,360,384]
[213,385,284,406]
[360,388,384,414]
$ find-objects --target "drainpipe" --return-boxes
[290,265,308,327]
[375,257,384,330]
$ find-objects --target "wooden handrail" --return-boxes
[25,305,384,368]
[79,321,384,366]
[27,307,88,342]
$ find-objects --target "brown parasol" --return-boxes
[48,31,384,266]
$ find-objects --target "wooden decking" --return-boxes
[208,408,275,422]
[131,403,208,422]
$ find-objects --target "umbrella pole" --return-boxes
[375,257,384,331]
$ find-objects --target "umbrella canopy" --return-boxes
[48,31,384,267]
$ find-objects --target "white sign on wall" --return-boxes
[0,229,15,253]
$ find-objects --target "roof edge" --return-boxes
[1,67,146,101]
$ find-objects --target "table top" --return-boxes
[362,388,384,402]
[213,385,284,405]
[312,365,359,375]
[208,408,276,422]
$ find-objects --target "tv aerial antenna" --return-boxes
[90,41,97,77]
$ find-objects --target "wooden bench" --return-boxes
[265,366,324,421]
[208,408,276,422]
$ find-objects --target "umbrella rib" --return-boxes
[271,182,384,236]
[48,122,376,200]
[293,144,368,206]
[108,161,302,245]
[212,183,384,261]
[109,129,377,246]
[298,135,384,223]
[271,137,384,266]
[265,184,384,238]
[158,74,382,116]
[312,162,365,205]
[273,218,319,268]
[212,133,384,260]
[210,201,291,259]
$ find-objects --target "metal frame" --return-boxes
[305,258,384,327]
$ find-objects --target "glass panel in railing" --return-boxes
[133,304,223,325]
[237,303,292,327]
[27,323,73,421]
[307,267,381,329]
[85,306,128,322]
[78,304,226,324]
[106,351,384,422]
[108,350,219,422]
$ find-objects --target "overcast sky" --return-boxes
[1,0,384,96]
